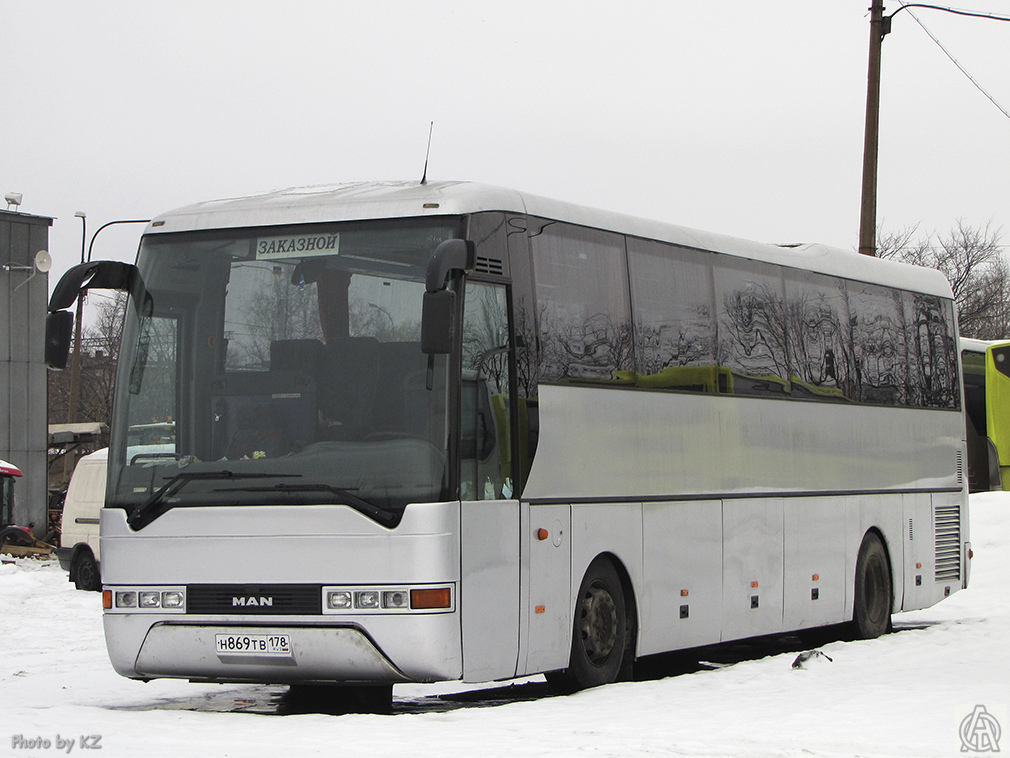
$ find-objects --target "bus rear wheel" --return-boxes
[852,532,892,639]
[546,557,627,694]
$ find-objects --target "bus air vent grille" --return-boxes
[934,505,961,582]
[186,584,323,615]
[474,255,504,276]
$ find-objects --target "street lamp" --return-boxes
[66,213,87,425]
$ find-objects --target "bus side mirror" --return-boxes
[421,239,475,356]
[421,290,455,355]
[45,310,74,370]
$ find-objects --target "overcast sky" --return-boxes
[4,1,1009,300]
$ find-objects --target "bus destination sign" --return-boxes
[255,232,339,260]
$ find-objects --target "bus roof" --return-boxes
[145,180,953,297]
[961,337,1010,353]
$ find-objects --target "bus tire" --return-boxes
[546,557,627,694]
[852,531,892,639]
[72,549,101,592]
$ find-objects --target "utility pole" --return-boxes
[858,0,891,256]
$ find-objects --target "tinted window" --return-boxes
[531,222,633,383]
[784,272,852,402]
[849,282,907,405]
[904,292,959,408]
[628,238,719,392]
[714,261,789,395]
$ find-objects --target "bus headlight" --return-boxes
[161,590,185,609]
[382,590,409,609]
[326,590,352,609]
[106,586,186,613]
[115,591,137,608]
[322,584,454,614]
[354,591,380,609]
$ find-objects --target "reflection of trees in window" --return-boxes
[628,241,716,382]
[905,292,958,408]
[849,284,907,405]
[462,284,509,392]
[716,267,788,392]
[514,297,539,397]
[531,223,634,384]
[226,262,323,370]
[785,276,853,400]
[635,309,714,375]
[539,308,634,382]
[128,315,178,426]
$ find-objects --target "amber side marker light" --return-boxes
[411,587,451,610]
[102,590,113,609]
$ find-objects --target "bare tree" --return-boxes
[48,292,128,448]
[878,220,1007,339]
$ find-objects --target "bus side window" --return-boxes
[461,282,513,501]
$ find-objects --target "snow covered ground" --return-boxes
[2,493,1008,758]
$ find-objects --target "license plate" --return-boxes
[215,633,292,657]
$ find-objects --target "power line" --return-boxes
[902,7,1010,122]
[889,4,1010,24]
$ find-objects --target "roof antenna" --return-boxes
[420,121,433,185]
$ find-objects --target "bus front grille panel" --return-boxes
[186,584,323,615]
[934,505,961,582]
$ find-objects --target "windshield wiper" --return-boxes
[212,482,398,527]
[128,470,298,530]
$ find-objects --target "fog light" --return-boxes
[161,590,185,609]
[139,591,161,608]
[115,591,137,608]
[382,590,409,609]
[354,591,380,609]
[327,590,352,609]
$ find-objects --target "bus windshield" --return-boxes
[109,217,462,528]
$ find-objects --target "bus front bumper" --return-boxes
[129,621,411,684]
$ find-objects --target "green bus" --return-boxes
[961,338,1010,492]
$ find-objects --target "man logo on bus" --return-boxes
[233,596,273,607]
[959,705,1001,752]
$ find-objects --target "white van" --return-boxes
[57,448,107,591]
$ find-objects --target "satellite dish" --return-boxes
[34,250,52,273]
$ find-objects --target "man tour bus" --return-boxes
[46,181,970,707]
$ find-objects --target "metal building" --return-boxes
[1,206,52,537]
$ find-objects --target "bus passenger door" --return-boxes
[459,281,522,682]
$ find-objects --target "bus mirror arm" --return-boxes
[46,260,149,371]
[48,260,140,312]
[424,239,476,293]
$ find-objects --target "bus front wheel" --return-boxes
[852,532,892,639]
[546,557,627,694]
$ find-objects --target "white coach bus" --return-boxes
[46,181,969,705]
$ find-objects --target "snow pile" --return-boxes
[1,494,1008,757]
